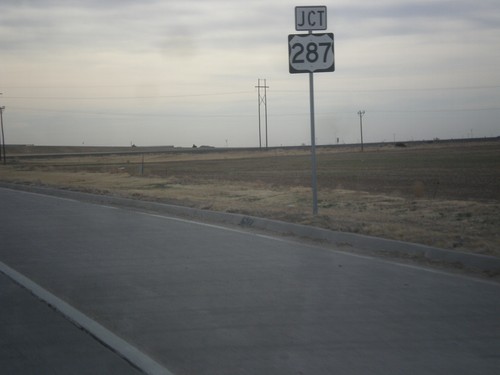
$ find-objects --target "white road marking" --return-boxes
[0,260,175,375]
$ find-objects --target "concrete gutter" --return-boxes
[2,182,499,275]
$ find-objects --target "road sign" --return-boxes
[295,6,327,31]
[288,33,335,74]
[289,6,334,216]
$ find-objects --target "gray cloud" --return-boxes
[336,0,500,41]
[1,0,499,146]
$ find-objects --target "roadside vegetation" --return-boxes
[1,140,499,257]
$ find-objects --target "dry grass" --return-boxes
[1,141,499,257]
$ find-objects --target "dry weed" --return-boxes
[1,142,499,257]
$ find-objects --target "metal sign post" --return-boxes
[289,6,334,215]
[308,68,318,215]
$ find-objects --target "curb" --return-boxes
[2,182,499,274]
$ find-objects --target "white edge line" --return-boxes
[0,260,174,375]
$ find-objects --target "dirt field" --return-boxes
[1,140,499,257]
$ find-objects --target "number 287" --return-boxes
[291,42,331,64]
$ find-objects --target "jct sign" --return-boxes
[295,6,327,31]
[288,33,334,73]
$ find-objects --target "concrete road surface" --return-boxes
[0,270,144,374]
[0,187,499,375]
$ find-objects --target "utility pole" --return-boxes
[256,80,261,149]
[0,106,5,164]
[264,79,269,148]
[309,71,318,215]
[255,79,269,149]
[0,93,2,163]
[358,110,365,152]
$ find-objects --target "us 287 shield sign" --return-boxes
[288,33,335,74]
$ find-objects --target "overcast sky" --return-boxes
[1,0,499,147]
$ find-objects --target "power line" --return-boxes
[267,107,500,117]
[5,84,500,101]
[7,106,257,118]
[273,84,500,93]
[5,83,500,92]
[2,91,252,100]
[7,104,500,120]
[367,107,500,113]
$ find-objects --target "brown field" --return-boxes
[1,140,499,257]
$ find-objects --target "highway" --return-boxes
[0,187,499,374]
